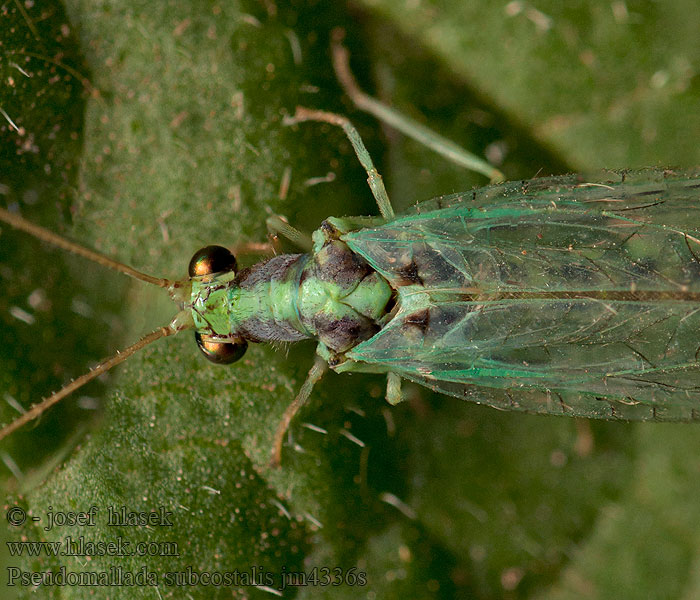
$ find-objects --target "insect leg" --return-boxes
[330,28,504,184]
[266,215,312,251]
[284,107,395,220]
[227,218,308,257]
[270,356,328,467]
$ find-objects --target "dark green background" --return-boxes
[1,1,699,598]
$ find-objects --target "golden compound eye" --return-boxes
[188,245,237,278]
[195,332,248,364]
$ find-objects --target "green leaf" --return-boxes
[360,0,700,171]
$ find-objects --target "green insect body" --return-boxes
[3,100,700,465]
[190,238,393,353]
[190,167,700,423]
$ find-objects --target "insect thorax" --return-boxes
[190,240,393,352]
[297,239,393,353]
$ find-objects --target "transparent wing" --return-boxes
[343,168,700,421]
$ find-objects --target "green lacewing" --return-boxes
[2,151,700,467]
[2,32,700,465]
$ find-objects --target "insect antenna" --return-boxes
[0,207,174,288]
[0,325,183,442]
[0,206,194,440]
